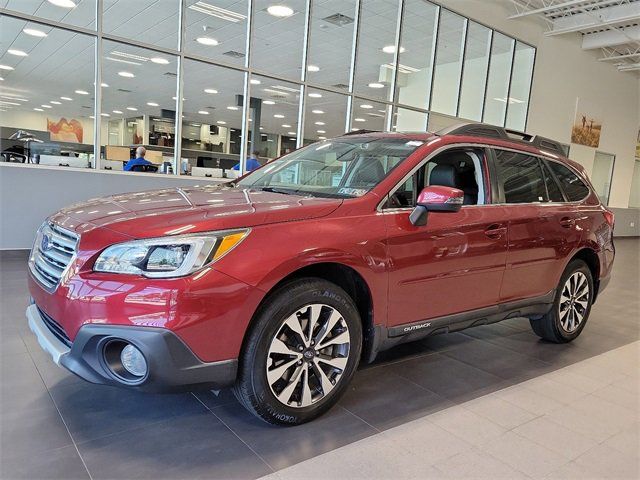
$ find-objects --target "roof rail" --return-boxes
[341,129,380,136]
[436,122,566,157]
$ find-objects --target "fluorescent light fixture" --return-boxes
[126,106,138,111]
[273,114,285,118]
[198,110,209,115]
[308,92,322,98]
[47,0,76,7]
[0,65,15,71]
[382,45,405,54]
[101,82,109,87]
[0,100,20,106]
[34,107,44,111]
[263,100,275,105]
[382,63,420,74]
[118,71,135,78]
[75,89,89,95]
[315,121,325,125]
[311,109,324,114]
[23,28,48,37]
[267,5,294,17]
[317,130,325,133]
[188,2,246,22]
[271,84,299,93]
[287,132,296,135]
[204,88,218,94]
[50,101,62,105]
[217,120,226,124]
[8,49,28,57]
[354,118,365,122]
[368,82,384,88]
[263,88,288,96]
[318,136,326,140]
[147,102,159,106]
[106,57,143,66]
[227,106,238,110]
[41,104,52,108]
[493,97,525,104]
[150,57,170,65]
[250,79,261,85]
[196,36,219,46]
[0,95,27,101]
[360,104,373,109]
[100,113,110,117]
[307,65,320,72]
[113,110,123,114]
[110,51,149,62]
[282,124,291,128]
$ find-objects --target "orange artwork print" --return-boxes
[47,118,83,143]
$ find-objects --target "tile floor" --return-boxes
[0,239,638,480]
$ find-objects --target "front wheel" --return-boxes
[530,259,594,343]
[233,278,362,425]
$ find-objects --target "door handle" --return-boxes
[559,217,574,228]
[484,224,507,238]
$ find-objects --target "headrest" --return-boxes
[429,164,458,188]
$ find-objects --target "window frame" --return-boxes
[543,158,591,204]
[491,148,550,205]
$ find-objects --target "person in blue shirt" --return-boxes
[233,151,261,173]
[124,146,153,171]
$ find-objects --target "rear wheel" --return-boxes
[233,278,362,425]
[529,259,593,343]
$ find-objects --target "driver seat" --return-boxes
[429,164,476,205]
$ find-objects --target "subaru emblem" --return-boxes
[41,234,51,252]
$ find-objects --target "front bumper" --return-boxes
[26,304,237,392]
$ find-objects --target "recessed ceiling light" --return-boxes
[198,110,209,115]
[126,106,138,111]
[33,108,44,111]
[382,45,405,54]
[47,0,77,8]
[368,82,384,89]
[0,65,15,71]
[248,118,252,122]
[113,110,123,114]
[118,71,135,78]
[318,136,326,140]
[204,88,218,94]
[100,113,110,117]
[23,28,48,37]
[227,106,238,110]
[274,114,285,118]
[317,130,326,133]
[354,118,365,122]
[50,101,61,105]
[172,96,187,101]
[287,131,296,135]
[89,115,95,119]
[307,65,320,72]
[263,100,275,105]
[250,79,261,85]
[147,102,159,106]
[150,57,170,64]
[75,89,89,95]
[308,92,322,98]
[101,82,109,87]
[267,5,294,17]
[60,96,73,101]
[196,36,219,46]
[282,124,291,128]
[315,121,325,125]
[41,104,52,108]
[0,77,3,81]
[360,104,373,109]
[311,109,324,114]
[7,49,28,57]
[217,120,226,124]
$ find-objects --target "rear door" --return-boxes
[491,149,581,302]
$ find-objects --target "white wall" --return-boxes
[440,0,640,209]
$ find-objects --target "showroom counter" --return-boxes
[0,163,227,249]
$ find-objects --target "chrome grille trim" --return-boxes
[29,222,79,292]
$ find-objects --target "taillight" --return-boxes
[603,209,615,228]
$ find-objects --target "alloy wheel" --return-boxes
[266,303,351,408]
[559,271,589,333]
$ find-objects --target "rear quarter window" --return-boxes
[547,162,590,202]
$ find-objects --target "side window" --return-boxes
[541,161,565,202]
[494,150,547,204]
[547,162,590,202]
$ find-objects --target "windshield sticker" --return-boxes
[338,187,368,197]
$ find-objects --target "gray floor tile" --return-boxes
[0,445,89,480]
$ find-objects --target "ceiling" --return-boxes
[0,0,532,142]
[508,0,640,74]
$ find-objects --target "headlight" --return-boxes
[93,229,249,278]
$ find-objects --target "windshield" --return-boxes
[237,137,424,198]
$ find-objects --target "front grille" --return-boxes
[38,307,72,348]
[29,222,79,291]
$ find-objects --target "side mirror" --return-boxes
[409,186,464,226]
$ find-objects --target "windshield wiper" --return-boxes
[257,187,297,195]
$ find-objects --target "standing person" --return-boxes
[232,151,261,173]
[124,146,153,171]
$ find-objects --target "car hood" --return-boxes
[51,184,342,239]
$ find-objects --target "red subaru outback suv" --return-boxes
[27,123,614,425]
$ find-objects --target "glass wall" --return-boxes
[0,1,536,177]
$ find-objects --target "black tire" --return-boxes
[529,259,594,343]
[233,277,362,425]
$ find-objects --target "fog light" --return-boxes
[120,344,147,377]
